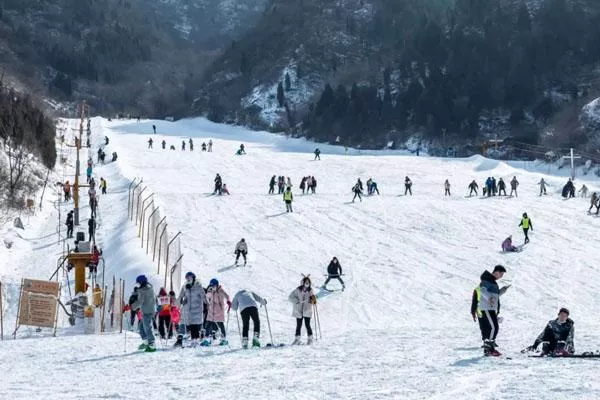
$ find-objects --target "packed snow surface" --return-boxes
[2,117,600,399]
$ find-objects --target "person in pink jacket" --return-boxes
[202,278,232,346]
[501,235,519,252]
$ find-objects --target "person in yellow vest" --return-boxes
[100,177,107,195]
[283,186,293,212]
[93,284,103,307]
[518,212,533,244]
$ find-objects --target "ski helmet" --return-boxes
[209,278,219,287]
[136,275,148,285]
[185,271,196,280]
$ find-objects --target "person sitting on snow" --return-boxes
[525,308,574,356]
[501,236,519,252]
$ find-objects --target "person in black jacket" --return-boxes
[66,211,74,238]
[322,257,345,291]
[497,178,507,196]
[525,308,575,356]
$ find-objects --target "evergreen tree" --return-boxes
[285,72,291,91]
[277,82,285,107]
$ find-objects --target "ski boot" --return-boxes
[138,341,148,351]
[483,340,501,357]
[219,338,229,346]
[292,336,302,345]
[242,338,249,349]
[173,336,183,348]
[252,337,261,348]
[307,336,314,345]
[199,338,211,346]
[145,343,157,353]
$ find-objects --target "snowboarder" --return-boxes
[314,148,321,160]
[351,182,362,203]
[202,279,231,346]
[152,125,156,134]
[501,236,518,252]
[208,140,213,152]
[213,174,223,195]
[468,180,478,197]
[404,176,413,196]
[524,308,574,356]
[578,184,589,198]
[284,186,293,212]
[100,177,107,195]
[174,272,207,347]
[470,265,509,356]
[497,178,507,196]
[444,179,451,196]
[181,140,186,151]
[201,142,207,152]
[538,178,547,195]
[148,138,153,149]
[589,192,598,213]
[130,275,157,352]
[322,257,345,290]
[231,289,267,348]
[289,276,316,345]
[156,287,175,340]
[510,177,519,197]
[161,140,166,150]
[66,211,74,238]
[88,216,97,242]
[189,138,194,151]
[235,238,248,266]
[519,212,532,244]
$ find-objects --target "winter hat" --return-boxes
[559,308,570,316]
[185,271,196,280]
[168,290,176,296]
[493,265,506,273]
[159,288,167,296]
[136,275,148,285]
[209,278,219,287]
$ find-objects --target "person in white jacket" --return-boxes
[232,289,267,348]
[289,276,317,345]
[234,238,248,265]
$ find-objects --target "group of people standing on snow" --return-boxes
[149,137,213,152]
[300,176,317,194]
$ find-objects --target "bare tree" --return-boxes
[0,117,30,200]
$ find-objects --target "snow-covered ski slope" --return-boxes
[3,117,600,400]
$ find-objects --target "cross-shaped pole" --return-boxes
[562,148,581,180]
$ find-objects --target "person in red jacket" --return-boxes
[156,288,175,339]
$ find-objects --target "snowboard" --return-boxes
[528,352,600,358]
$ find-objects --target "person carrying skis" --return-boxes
[174,272,207,347]
[130,275,157,352]
[589,192,598,213]
[468,180,478,196]
[501,236,518,252]
[404,176,413,196]
[538,178,547,195]
[269,176,277,194]
[444,179,451,196]
[525,308,574,356]
[148,138,153,149]
[289,276,316,345]
[213,174,223,195]
[497,178,507,196]
[66,211,74,239]
[284,186,293,212]
[519,212,532,244]
[156,288,176,340]
[510,176,519,197]
[235,238,248,266]
[161,140,166,150]
[470,265,509,356]
[323,257,345,290]
[232,289,267,348]
[314,148,321,160]
[578,184,589,198]
[202,279,232,346]
[351,182,362,203]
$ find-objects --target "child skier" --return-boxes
[156,288,175,339]
[202,279,232,346]
[235,238,248,265]
[232,289,267,348]
[289,276,317,345]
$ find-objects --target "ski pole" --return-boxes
[314,304,322,340]
[265,304,274,346]
[235,310,242,343]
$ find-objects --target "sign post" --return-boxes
[13,279,61,338]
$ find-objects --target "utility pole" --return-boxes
[73,100,86,226]
[561,148,581,180]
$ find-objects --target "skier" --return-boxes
[370,179,380,195]
[289,276,317,345]
[310,176,317,194]
[485,177,493,197]
[239,143,246,154]
[286,177,292,189]
[356,178,363,192]
[519,212,532,244]
[470,265,509,356]
[510,176,519,197]
[404,176,413,196]
[66,211,74,239]
[181,140,186,151]
[314,148,321,160]
[174,272,207,347]
[148,138,153,149]
[156,287,175,340]
[161,140,166,150]
[524,308,574,356]
[231,289,267,348]
[277,176,285,194]
[202,279,232,346]
[88,216,97,242]
[322,257,345,290]
[130,275,157,352]
[100,177,107,195]
[152,125,156,134]
[562,179,575,198]
[234,238,248,266]
[444,179,451,196]
[588,192,598,213]
[284,186,293,212]
[213,174,223,195]
[208,140,213,152]
[88,245,101,278]
[86,165,93,184]
[351,182,362,203]
[97,147,103,163]
[501,236,518,252]
[189,138,194,151]
[269,176,276,194]
[578,184,589,198]
[497,178,507,196]
[468,180,478,197]
[538,178,547,196]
